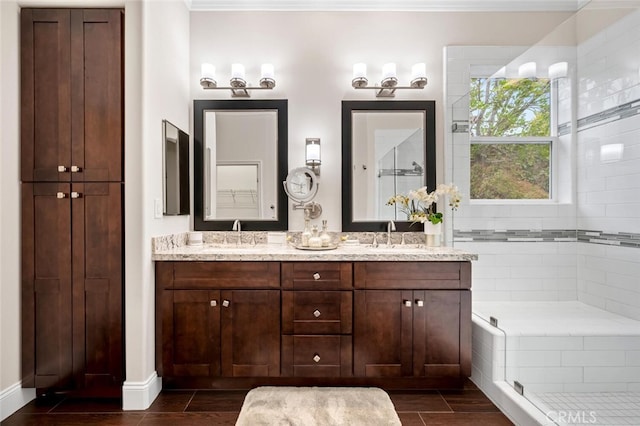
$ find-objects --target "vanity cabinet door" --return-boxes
[161,290,221,378]
[413,290,471,378]
[221,290,280,377]
[354,289,471,379]
[353,290,413,377]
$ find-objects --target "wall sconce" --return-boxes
[548,62,568,80]
[518,62,537,80]
[305,138,321,176]
[352,62,427,97]
[200,63,276,97]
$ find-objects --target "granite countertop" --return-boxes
[152,243,478,262]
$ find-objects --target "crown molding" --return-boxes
[188,0,589,12]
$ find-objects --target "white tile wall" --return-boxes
[458,241,578,301]
[577,9,640,120]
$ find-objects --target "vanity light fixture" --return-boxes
[200,62,276,97]
[518,62,537,80]
[548,62,568,80]
[352,62,428,97]
[305,138,321,176]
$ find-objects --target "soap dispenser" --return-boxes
[309,225,322,248]
[320,220,331,247]
[301,218,311,247]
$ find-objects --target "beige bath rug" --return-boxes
[235,386,401,426]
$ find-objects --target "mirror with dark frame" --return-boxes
[163,120,190,216]
[193,99,288,231]
[341,100,436,232]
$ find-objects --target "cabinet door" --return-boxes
[22,183,73,389]
[20,9,123,183]
[221,290,280,377]
[70,9,123,182]
[71,183,123,393]
[162,290,221,377]
[413,290,463,377]
[353,290,413,377]
[21,9,72,182]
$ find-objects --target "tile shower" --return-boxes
[446,3,640,425]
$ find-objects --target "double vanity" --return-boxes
[155,98,476,390]
[153,236,477,390]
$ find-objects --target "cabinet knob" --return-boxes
[222,300,230,308]
[313,354,321,363]
[70,165,82,173]
[56,192,67,199]
[313,309,321,318]
[416,299,424,307]
[403,300,412,307]
[313,273,321,280]
[58,165,68,172]
[210,300,217,307]
[70,192,82,199]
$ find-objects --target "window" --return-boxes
[469,77,553,200]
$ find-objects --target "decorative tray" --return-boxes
[292,244,338,251]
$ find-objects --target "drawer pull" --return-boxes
[70,192,82,199]
[222,300,230,307]
[70,165,82,173]
[58,165,68,172]
[56,192,68,199]
[210,300,217,307]
[403,300,412,307]
[313,309,321,318]
[313,354,321,363]
[313,273,321,280]
[416,299,424,307]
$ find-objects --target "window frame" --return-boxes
[469,76,559,204]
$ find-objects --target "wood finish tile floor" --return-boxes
[2,381,513,425]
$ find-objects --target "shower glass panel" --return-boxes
[448,1,640,424]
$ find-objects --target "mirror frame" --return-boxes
[193,99,288,231]
[341,100,436,232]
[162,119,190,216]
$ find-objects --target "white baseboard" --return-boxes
[122,371,162,410]
[0,382,36,422]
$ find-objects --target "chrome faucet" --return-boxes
[232,219,241,245]
[387,220,396,245]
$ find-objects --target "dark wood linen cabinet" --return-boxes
[21,8,124,396]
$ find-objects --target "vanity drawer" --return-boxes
[282,291,352,334]
[354,261,470,290]
[281,335,352,377]
[282,262,352,290]
[170,261,280,289]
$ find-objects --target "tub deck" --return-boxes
[471,301,640,425]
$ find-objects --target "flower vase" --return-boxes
[423,221,442,247]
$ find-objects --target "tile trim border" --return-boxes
[454,229,640,248]
[577,97,640,132]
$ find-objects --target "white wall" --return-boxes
[123,0,190,409]
[189,10,572,232]
[0,0,26,416]
[575,8,640,320]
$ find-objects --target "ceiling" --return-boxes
[187,0,590,12]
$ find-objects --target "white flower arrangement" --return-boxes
[386,183,462,225]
